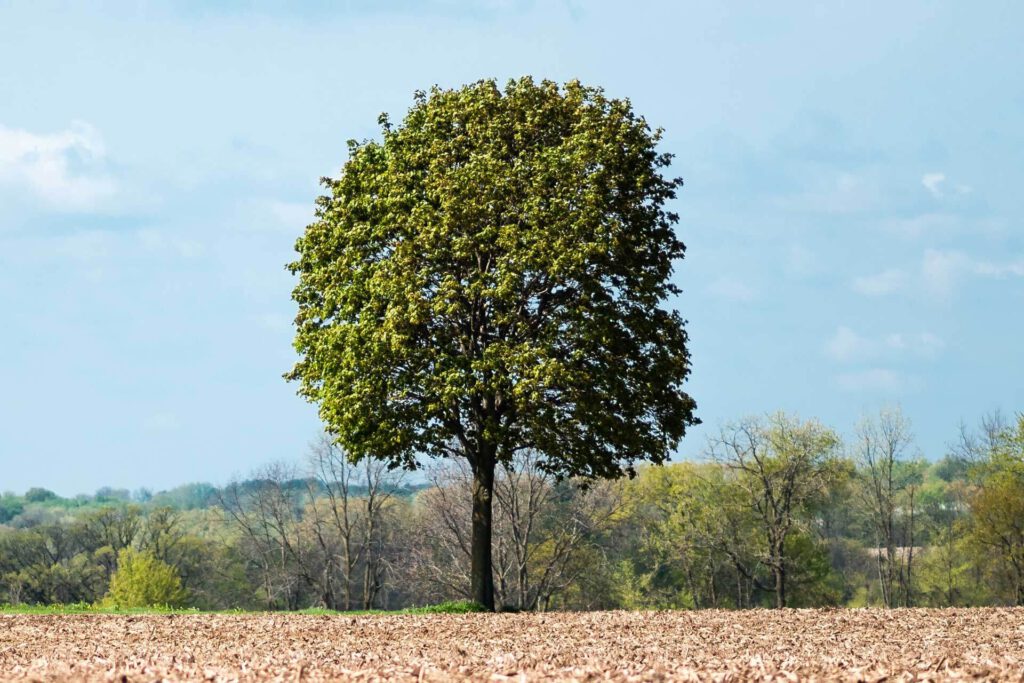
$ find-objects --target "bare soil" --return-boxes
[1,608,1022,681]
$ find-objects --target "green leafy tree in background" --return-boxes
[968,414,1024,604]
[102,547,187,609]
[287,77,698,609]
[708,413,843,608]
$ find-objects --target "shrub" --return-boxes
[102,548,187,609]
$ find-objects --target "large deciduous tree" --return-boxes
[287,77,697,610]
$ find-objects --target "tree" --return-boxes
[217,464,308,610]
[287,77,698,609]
[852,407,923,607]
[968,414,1024,604]
[614,462,730,609]
[407,453,617,610]
[23,488,57,504]
[0,493,24,524]
[103,547,187,608]
[708,413,842,608]
[306,433,403,610]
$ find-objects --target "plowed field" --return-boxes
[1,608,1022,681]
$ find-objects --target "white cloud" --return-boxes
[922,248,1024,296]
[836,369,912,393]
[921,172,946,198]
[882,212,959,239]
[0,121,116,210]
[825,326,872,362]
[708,276,757,303]
[852,268,907,296]
[921,249,966,295]
[884,332,944,358]
[825,326,944,363]
[921,171,971,199]
[857,250,1024,299]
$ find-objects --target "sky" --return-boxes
[1,1,1022,496]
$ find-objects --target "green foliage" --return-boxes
[914,526,977,606]
[781,532,844,607]
[0,494,24,523]
[0,602,194,614]
[709,413,843,608]
[149,483,218,510]
[2,412,1022,612]
[24,487,57,503]
[287,76,697,478]
[102,548,187,609]
[966,415,1024,604]
[933,455,971,482]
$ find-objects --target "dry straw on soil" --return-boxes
[1,608,1023,681]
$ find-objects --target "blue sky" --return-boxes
[1,1,1021,496]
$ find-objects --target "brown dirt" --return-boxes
[1,608,1022,681]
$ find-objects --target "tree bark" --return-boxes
[774,538,787,609]
[471,452,496,610]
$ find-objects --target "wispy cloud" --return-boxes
[0,121,116,211]
[921,171,971,199]
[881,212,962,239]
[853,249,1024,299]
[884,332,944,357]
[852,268,908,296]
[921,172,946,198]
[825,326,873,363]
[922,248,1024,296]
[825,326,944,363]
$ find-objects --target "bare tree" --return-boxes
[951,410,1009,476]
[853,406,924,607]
[407,453,617,610]
[306,434,404,610]
[405,460,475,602]
[216,462,308,609]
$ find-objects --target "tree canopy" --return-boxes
[287,77,698,608]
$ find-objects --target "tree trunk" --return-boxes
[708,563,718,608]
[471,453,496,611]
[904,488,916,607]
[774,538,786,609]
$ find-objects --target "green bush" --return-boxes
[102,548,187,609]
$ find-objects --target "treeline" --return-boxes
[2,409,1022,611]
